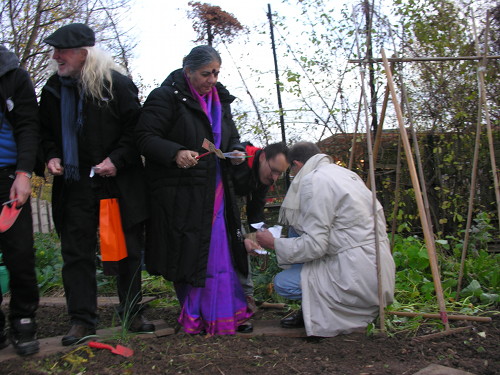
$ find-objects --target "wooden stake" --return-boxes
[381,48,450,331]
[457,11,496,297]
[413,326,472,342]
[473,12,500,232]
[390,135,402,251]
[387,311,492,323]
[348,91,363,171]
[354,17,386,332]
[399,79,435,235]
[358,64,385,333]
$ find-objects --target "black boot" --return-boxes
[0,329,8,350]
[9,318,39,356]
[280,309,304,329]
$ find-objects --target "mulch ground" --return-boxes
[0,301,498,375]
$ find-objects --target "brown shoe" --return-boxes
[127,314,155,333]
[61,324,96,346]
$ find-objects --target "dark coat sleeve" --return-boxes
[39,77,62,163]
[136,87,186,165]
[106,72,142,170]
[5,69,40,173]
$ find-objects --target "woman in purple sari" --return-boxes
[137,46,253,335]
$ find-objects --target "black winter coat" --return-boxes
[231,147,269,227]
[136,68,247,287]
[0,46,39,175]
[39,71,147,231]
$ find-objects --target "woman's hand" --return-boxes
[176,150,199,169]
[244,238,264,256]
[230,149,246,165]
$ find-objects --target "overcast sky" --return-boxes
[130,0,288,90]
[127,0,363,145]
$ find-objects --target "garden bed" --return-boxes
[0,303,498,374]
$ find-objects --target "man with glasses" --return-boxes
[249,142,395,337]
[232,142,289,311]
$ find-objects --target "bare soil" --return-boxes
[0,304,498,375]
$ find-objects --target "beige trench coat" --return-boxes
[274,164,395,337]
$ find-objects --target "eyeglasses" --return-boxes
[267,159,284,179]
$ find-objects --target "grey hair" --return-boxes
[182,45,221,72]
[80,46,125,101]
[49,46,125,101]
[288,142,321,164]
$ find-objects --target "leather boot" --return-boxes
[280,309,304,329]
[61,324,96,346]
[127,314,155,333]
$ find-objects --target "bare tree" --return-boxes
[0,0,136,90]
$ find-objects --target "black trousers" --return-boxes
[0,169,39,329]
[59,175,143,328]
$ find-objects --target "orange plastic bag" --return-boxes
[99,198,127,274]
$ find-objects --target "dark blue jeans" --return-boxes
[273,226,303,300]
[0,168,39,329]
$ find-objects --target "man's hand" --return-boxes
[256,229,275,250]
[47,158,64,176]
[94,157,117,177]
[10,173,31,207]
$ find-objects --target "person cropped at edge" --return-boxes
[136,45,253,335]
[0,45,40,356]
[39,23,154,346]
[231,142,289,311]
[248,142,396,337]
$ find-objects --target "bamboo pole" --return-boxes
[399,78,435,236]
[372,82,390,165]
[390,135,402,251]
[366,62,392,189]
[457,12,495,297]
[381,48,450,331]
[359,64,385,332]
[456,98,484,300]
[349,55,500,63]
[412,326,472,342]
[348,92,363,171]
[387,311,492,323]
[354,13,386,332]
[473,13,500,232]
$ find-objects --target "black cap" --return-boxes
[44,23,95,49]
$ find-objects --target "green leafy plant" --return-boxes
[34,232,63,295]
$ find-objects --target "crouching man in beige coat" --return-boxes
[246,142,395,337]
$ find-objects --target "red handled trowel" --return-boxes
[0,199,22,233]
[88,341,134,357]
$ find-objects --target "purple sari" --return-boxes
[175,76,252,335]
